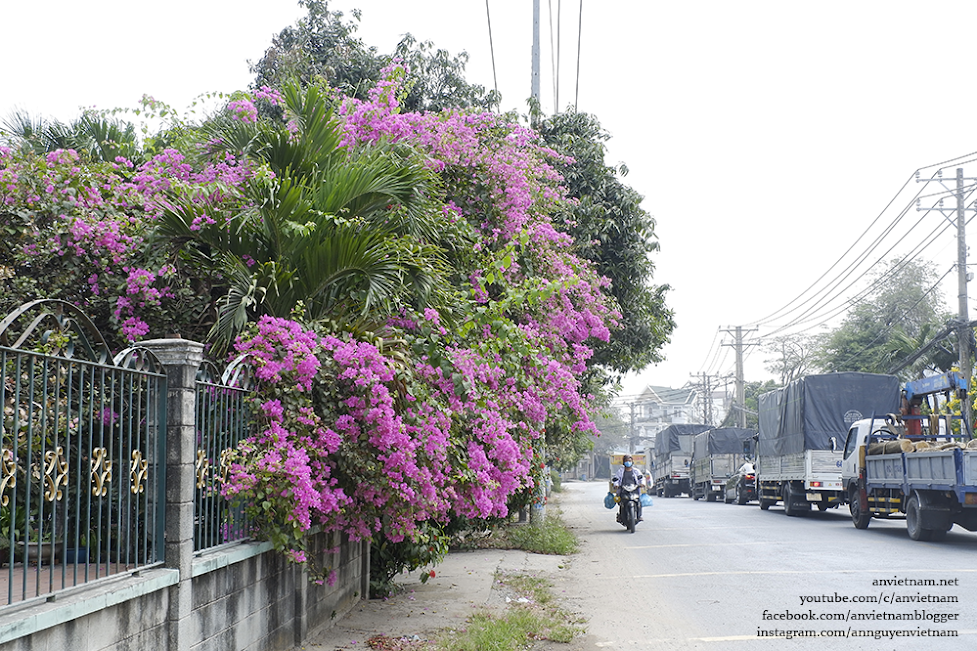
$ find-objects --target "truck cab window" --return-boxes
[843,426,858,460]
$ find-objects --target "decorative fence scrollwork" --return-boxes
[0,300,167,606]
[193,356,253,552]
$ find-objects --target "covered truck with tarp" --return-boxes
[690,428,755,501]
[757,372,901,515]
[652,424,711,497]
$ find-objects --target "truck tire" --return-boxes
[906,494,933,542]
[706,492,717,502]
[849,488,871,530]
[782,484,809,517]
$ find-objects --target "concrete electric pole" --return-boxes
[917,168,976,428]
[955,169,973,428]
[532,0,541,105]
[722,326,758,427]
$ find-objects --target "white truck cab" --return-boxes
[840,417,899,492]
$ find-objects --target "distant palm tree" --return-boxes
[2,110,141,163]
[884,324,958,379]
[156,82,450,348]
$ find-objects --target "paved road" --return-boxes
[557,480,977,650]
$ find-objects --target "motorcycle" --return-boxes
[615,482,641,533]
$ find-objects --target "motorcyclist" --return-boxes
[612,454,645,521]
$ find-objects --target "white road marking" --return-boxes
[627,541,782,549]
[613,568,977,579]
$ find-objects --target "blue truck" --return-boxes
[841,372,977,541]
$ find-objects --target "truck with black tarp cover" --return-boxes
[690,427,755,502]
[757,372,900,516]
[652,424,711,497]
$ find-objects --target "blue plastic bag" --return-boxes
[640,493,653,507]
[603,492,616,509]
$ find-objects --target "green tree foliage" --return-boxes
[591,406,630,456]
[249,3,673,388]
[536,111,675,379]
[814,258,951,376]
[2,110,142,164]
[155,83,451,350]
[250,0,498,113]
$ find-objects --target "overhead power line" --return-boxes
[747,153,977,332]
[485,0,499,104]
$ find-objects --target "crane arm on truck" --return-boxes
[900,371,971,439]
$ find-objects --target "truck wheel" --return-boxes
[906,494,933,542]
[783,484,808,517]
[706,492,717,502]
[849,489,871,530]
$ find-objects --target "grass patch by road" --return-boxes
[454,508,580,556]
[432,572,584,651]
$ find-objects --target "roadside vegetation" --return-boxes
[470,509,580,556]
[433,573,584,651]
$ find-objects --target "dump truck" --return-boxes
[757,372,901,515]
[690,427,755,502]
[842,372,977,541]
[652,424,711,497]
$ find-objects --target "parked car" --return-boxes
[724,461,757,505]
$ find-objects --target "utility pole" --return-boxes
[722,326,758,427]
[956,169,973,428]
[917,169,976,428]
[629,401,637,455]
[691,373,717,425]
[531,0,541,105]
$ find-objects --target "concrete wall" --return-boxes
[0,534,368,651]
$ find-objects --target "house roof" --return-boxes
[638,385,698,405]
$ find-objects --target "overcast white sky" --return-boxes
[4,1,977,398]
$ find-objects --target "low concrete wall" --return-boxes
[0,534,367,651]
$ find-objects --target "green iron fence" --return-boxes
[194,357,252,552]
[0,300,167,606]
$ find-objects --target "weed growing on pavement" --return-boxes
[433,572,584,650]
[452,508,579,555]
[506,512,579,555]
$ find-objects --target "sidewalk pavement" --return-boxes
[294,549,567,650]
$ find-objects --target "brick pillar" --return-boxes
[141,338,204,651]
